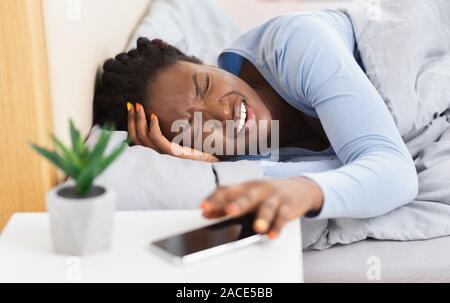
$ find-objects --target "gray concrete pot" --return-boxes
[46,183,116,256]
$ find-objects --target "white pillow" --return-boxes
[126,0,241,65]
[83,126,264,210]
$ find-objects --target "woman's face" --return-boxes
[145,61,273,158]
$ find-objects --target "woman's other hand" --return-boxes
[127,102,219,162]
[200,178,324,239]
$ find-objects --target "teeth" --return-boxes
[237,101,247,134]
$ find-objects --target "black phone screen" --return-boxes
[152,213,258,257]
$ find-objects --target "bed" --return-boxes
[41,0,450,282]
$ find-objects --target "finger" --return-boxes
[148,114,173,154]
[225,183,275,217]
[268,203,292,240]
[209,155,220,162]
[201,207,225,219]
[135,103,155,148]
[201,187,229,218]
[127,102,141,145]
[191,150,220,163]
[253,195,281,234]
[148,114,219,162]
[168,143,209,160]
[201,184,247,217]
[172,144,220,162]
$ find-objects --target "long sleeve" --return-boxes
[276,15,418,219]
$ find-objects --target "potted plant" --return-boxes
[31,121,127,256]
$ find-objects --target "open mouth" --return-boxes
[233,98,256,135]
[236,99,247,134]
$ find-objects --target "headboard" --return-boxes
[42,0,152,145]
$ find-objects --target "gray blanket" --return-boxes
[307,0,450,250]
[88,0,450,250]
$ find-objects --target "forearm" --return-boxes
[301,150,418,219]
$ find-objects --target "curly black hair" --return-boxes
[93,37,202,131]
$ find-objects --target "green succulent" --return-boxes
[31,120,128,196]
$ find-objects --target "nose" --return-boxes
[200,96,233,123]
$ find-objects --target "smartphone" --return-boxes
[150,212,267,264]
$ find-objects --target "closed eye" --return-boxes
[202,74,210,99]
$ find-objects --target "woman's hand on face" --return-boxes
[200,177,324,239]
[127,102,219,162]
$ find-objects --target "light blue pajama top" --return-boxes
[217,10,418,219]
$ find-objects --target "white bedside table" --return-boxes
[0,210,303,283]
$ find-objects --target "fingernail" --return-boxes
[200,200,209,209]
[268,231,278,240]
[254,219,268,233]
[136,103,141,112]
[225,203,239,215]
[150,113,156,121]
[127,102,132,112]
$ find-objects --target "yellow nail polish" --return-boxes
[135,103,141,112]
[127,102,132,112]
[254,219,268,232]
